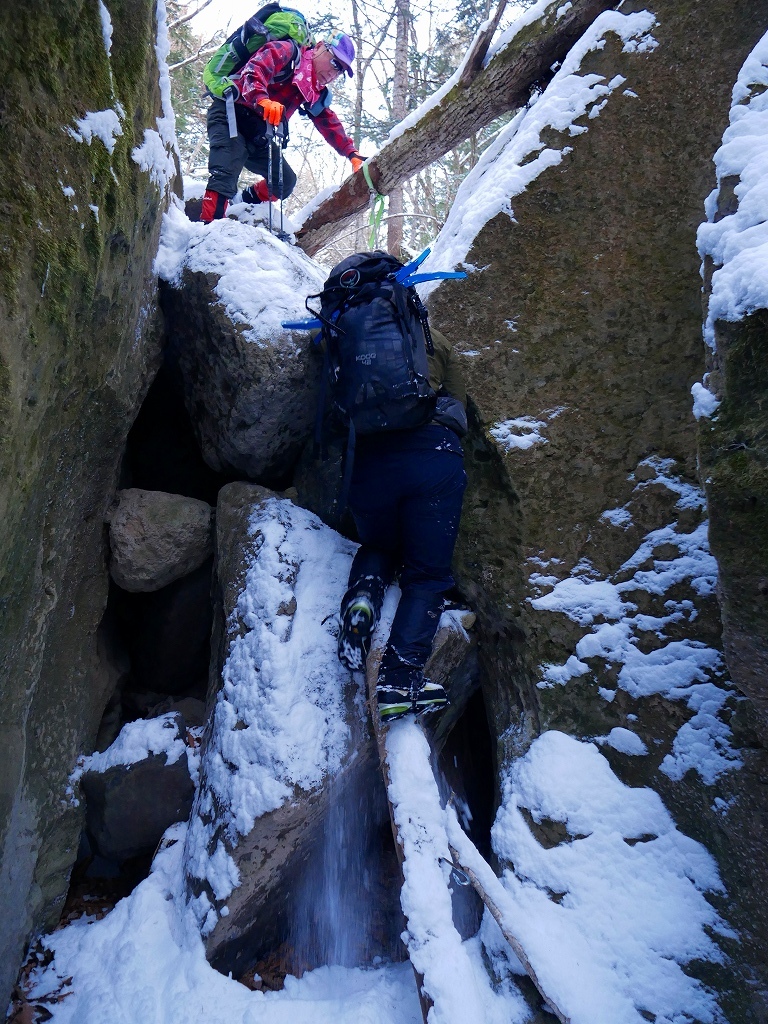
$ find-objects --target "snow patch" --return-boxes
[697,30,768,347]
[490,407,563,452]
[600,506,633,527]
[67,109,124,154]
[490,416,548,451]
[691,380,721,420]
[490,731,729,1024]
[99,1,113,56]
[533,575,633,624]
[131,0,178,191]
[595,726,648,755]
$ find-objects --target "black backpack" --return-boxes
[311,251,437,437]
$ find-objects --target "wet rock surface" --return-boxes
[0,0,172,1006]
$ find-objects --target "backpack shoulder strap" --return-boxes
[272,38,301,81]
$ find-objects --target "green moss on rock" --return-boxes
[701,311,768,720]
[0,0,169,1009]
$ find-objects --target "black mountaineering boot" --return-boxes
[338,593,375,671]
[240,184,263,205]
[376,662,419,724]
[413,679,450,716]
[376,681,413,723]
[376,663,450,724]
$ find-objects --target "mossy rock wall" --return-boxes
[701,314,768,724]
[430,0,768,1015]
[0,0,169,1007]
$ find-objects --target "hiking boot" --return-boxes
[240,184,263,205]
[375,660,422,724]
[375,682,413,723]
[184,196,203,222]
[413,679,449,716]
[200,188,229,223]
[241,180,275,204]
[337,595,375,671]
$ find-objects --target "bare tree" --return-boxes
[387,0,410,256]
[295,0,619,255]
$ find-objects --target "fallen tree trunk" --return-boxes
[366,650,433,1024]
[366,652,571,1023]
[445,808,571,1024]
[295,0,618,255]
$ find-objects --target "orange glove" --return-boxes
[258,98,285,126]
[349,151,365,172]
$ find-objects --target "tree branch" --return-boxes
[458,0,509,87]
[295,0,618,256]
[168,44,219,72]
[168,0,215,31]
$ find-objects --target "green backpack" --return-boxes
[203,3,314,99]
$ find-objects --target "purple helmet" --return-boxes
[324,31,355,77]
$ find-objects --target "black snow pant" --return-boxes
[206,99,297,200]
[343,424,467,674]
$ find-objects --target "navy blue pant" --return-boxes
[345,426,467,672]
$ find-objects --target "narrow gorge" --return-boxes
[2,1,768,1021]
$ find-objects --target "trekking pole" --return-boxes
[275,122,285,237]
[265,122,274,235]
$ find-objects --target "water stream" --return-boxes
[290,760,399,972]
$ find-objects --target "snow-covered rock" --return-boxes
[158,208,326,480]
[696,29,768,728]
[184,483,376,976]
[425,1,768,1010]
[78,713,195,862]
[107,487,213,592]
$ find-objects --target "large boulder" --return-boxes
[107,487,214,592]
[158,215,326,481]
[426,0,768,1011]
[184,483,378,976]
[79,713,195,862]
[0,0,177,1007]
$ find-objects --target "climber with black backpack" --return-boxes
[198,4,364,224]
[285,250,468,723]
